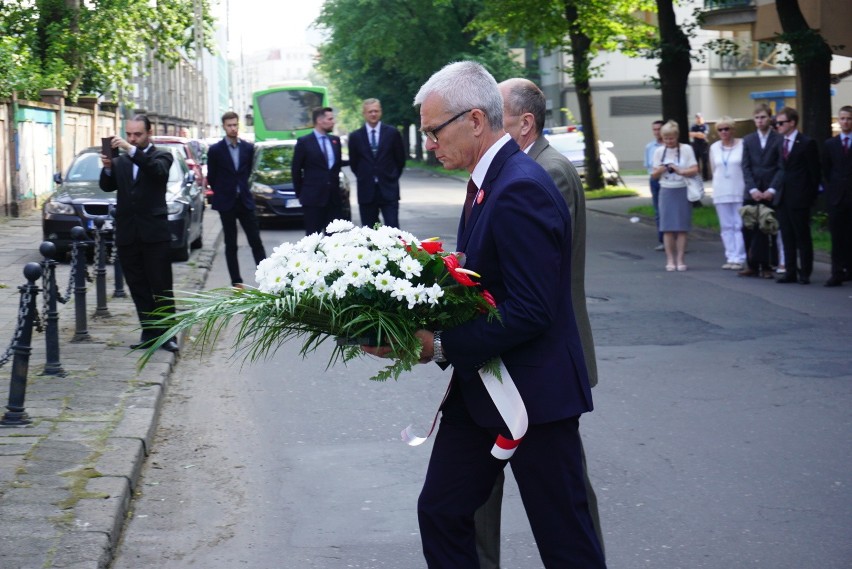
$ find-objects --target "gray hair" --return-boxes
[660,119,680,138]
[501,78,546,134]
[413,61,503,132]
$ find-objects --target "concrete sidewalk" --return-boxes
[0,209,220,569]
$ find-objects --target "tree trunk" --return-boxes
[775,0,832,144]
[564,1,604,190]
[656,0,692,144]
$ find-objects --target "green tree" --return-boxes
[315,0,523,161]
[0,0,215,103]
[775,0,833,144]
[474,0,656,189]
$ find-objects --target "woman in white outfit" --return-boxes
[709,116,746,270]
[652,120,699,271]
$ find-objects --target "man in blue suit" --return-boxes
[207,111,267,287]
[367,61,605,568]
[348,98,407,228]
[291,107,345,235]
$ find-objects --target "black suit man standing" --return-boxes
[774,107,821,284]
[207,111,267,288]
[823,105,852,287]
[291,107,344,235]
[740,103,784,278]
[348,98,407,228]
[99,114,178,352]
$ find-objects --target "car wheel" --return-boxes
[171,236,191,262]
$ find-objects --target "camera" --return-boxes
[101,136,119,159]
[665,164,675,174]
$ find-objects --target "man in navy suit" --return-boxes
[366,61,605,568]
[774,107,821,284]
[207,111,267,288]
[99,115,178,352]
[348,98,407,228]
[291,107,344,235]
[823,105,852,287]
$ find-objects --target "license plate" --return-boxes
[87,219,114,230]
[285,198,301,208]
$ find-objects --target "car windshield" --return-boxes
[256,90,324,132]
[66,152,103,181]
[547,135,585,153]
[253,145,295,185]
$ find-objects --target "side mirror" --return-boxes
[185,171,196,185]
[53,172,63,184]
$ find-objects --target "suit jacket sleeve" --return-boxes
[207,142,220,190]
[348,131,361,178]
[100,162,117,192]
[391,128,407,176]
[292,138,306,197]
[741,139,756,195]
[134,147,173,185]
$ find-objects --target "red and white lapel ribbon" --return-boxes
[401,361,528,460]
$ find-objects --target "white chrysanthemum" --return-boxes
[373,271,396,292]
[269,241,296,259]
[405,284,428,309]
[398,256,423,279]
[329,277,351,299]
[290,271,314,293]
[390,278,414,302]
[285,252,315,274]
[385,246,409,262]
[364,251,388,272]
[312,280,329,296]
[326,219,355,234]
[425,283,444,305]
[342,263,371,288]
[348,246,374,266]
[295,232,323,253]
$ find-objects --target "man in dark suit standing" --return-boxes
[740,103,784,278]
[468,77,603,569]
[774,107,821,284]
[348,98,407,228]
[366,61,605,569]
[207,111,267,288]
[99,115,178,353]
[291,107,344,235]
[822,105,852,287]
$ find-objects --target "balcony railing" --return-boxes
[709,40,793,75]
[704,0,753,8]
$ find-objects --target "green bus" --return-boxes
[251,82,329,142]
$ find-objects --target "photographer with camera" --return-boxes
[651,120,699,272]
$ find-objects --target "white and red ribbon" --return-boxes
[402,361,528,460]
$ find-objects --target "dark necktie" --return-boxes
[320,136,332,169]
[783,138,790,159]
[370,129,378,156]
[464,179,478,224]
[844,136,850,155]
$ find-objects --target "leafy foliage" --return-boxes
[315,0,524,131]
[0,0,215,102]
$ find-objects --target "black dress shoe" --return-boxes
[776,276,797,284]
[798,277,810,285]
[824,276,843,287]
[130,340,153,350]
[161,339,179,353]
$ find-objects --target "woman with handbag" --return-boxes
[709,117,747,271]
[652,120,699,271]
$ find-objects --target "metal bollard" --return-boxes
[38,242,65,377]
[70,226,91,342]
[113,246,126,298]
[1,262,43,426]
[93,218,110,317]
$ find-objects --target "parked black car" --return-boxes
[251,140,351,227]
[42,146,205,261]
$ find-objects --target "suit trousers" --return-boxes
[776,205,813,279]
[218,201,267,285]
[418,385,606,569]
[358,189,400,229]
[302,203,342,236]
[117,240,174,340]
[828,201,852,277]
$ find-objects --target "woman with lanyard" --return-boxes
[709,116,747,271]
[652,120,699,271]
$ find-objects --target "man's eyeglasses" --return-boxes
[422,109,472,143]
[775,120,791,126]
[717,127,731,132]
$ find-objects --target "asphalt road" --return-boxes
[110,169,852,569]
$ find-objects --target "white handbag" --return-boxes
[685,175,704,202]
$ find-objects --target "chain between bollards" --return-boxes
[70,226,91,342]
[1,263,43,426]
[39,242,65,376]
[93,218,111,318]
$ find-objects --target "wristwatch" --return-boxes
[432,331,447,363]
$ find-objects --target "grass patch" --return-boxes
[627,204,831,252]
[585,188,639,199]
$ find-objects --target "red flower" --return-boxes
[420,241,443,254]
[442,254,478,287]
[481,289,496,308]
